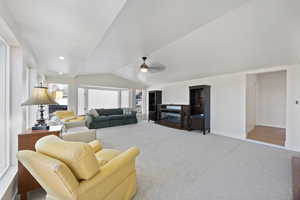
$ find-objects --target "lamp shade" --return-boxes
[21,87,58,106]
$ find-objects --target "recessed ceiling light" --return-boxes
[58,72,64,75]
[59,56,65,60]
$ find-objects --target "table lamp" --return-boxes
[21,84,58,130]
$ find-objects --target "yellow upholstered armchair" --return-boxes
[54,111,86,129]
[54,111,85,123]
[17,135,140,200]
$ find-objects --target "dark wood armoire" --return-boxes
[148,90,162,121]
[189,85,211,134]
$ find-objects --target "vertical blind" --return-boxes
[121,89,129,108]
[88,89,119,110]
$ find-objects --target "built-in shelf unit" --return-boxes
[189,85,211,134]
[148,90,162,121]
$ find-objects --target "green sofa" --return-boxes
[86,108,137,129]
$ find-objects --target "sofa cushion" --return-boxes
[93,116,110,122]
[122,108,132,115]
[35,135,99,180]
[96,109,123,116]
[122,114,136,119]
[108,115,125,120]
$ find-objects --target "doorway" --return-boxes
[246,70,287,146]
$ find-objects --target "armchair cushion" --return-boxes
[55,111,76,120]
[35,135,99,180]
[55,111,85,123]
[75,147,140,200]
[64,116,86,123]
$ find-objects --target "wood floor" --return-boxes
[247,125,286,146]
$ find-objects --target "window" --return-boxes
[77,88,86,115]
[135,89,143,114]
[78,87,133,113]
[48,83,68,115]
[121,89,129,108]
[0,39,9,178]
[48,83,68,105]
[88,89,119,109]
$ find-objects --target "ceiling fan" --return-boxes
[139,57,166,73]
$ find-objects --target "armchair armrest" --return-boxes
[75,147,140,199]
[101,147,140,172]
[88,140,103,153]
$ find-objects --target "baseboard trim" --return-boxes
[256,124,286,129]
[245,138,287,150]
[211,132,292,151]
[212,132,245,140]
[13,190,18,200]
[0,166,18,200]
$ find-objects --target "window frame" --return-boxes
[0,36,11,179]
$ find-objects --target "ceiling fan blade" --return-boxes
[148,61,166,73]
[148,66,166,73]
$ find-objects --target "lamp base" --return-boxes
[33,117,49,130]
[32,125,49,130]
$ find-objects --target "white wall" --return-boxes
[2,47,25,200]
[10,47,26,165]
[46,74,146,114]
[25,68,41,128]
[148,65,300,152]
[246,74,257,133]
[285,66,300,151]
[256,71,287,128]
[149,73,247,139]
[0,4,24,199]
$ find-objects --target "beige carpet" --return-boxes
[25,122,298,200]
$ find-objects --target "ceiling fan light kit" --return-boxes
[140,57,149,72]
[139,56,166,73]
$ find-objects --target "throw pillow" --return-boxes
[123,108,131,115]
[89,109,99,118]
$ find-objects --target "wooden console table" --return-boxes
[18,126,62,200]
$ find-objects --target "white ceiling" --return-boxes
[2,0,127,73]
[2,0,300,85]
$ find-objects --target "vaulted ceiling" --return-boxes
[2,0,300,85]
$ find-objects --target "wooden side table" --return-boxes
[18,126,62,200]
